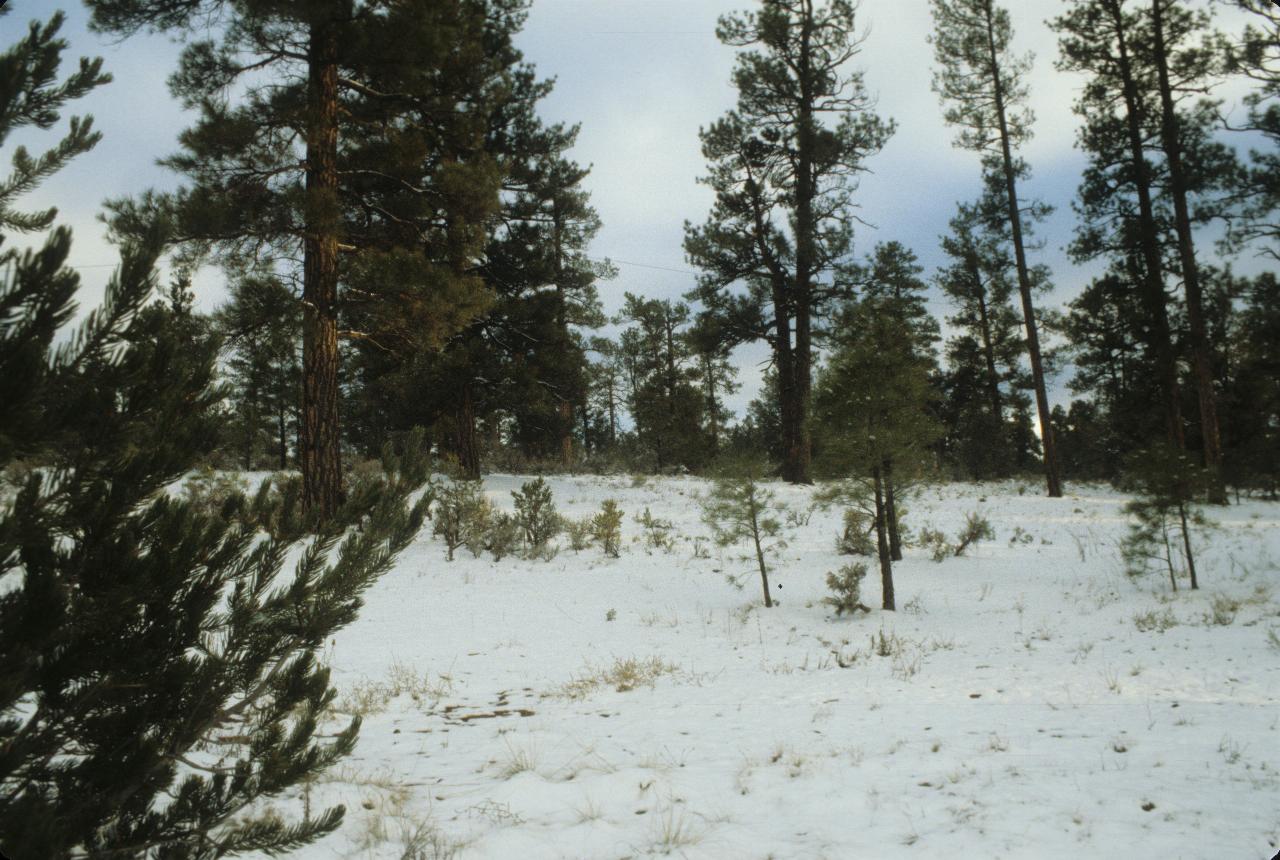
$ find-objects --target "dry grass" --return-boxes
[555,656,683,700]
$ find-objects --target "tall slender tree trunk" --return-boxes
[873,464,895,611]
[552,202,574,467]
[751,498,774,608]
[884,459,903,562]
[277,400,288,471]
[786,3,816,486]
[984,6,1062,498]
[1149,0,1226,504]
[1105,0,1185,452]
[301,14,342,518]
[455,381,481,480]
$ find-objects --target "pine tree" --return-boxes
[814,295,941,610]
[1052,0,1239,500]
[685,0,894,484]
[1219,0,1279,259]
[0,16,431,854]
[929,0,1063,497]
[215,276,303,470]
[615,293,708,473]
[935,201,1029,479]
[847,241,940,559]
[87,0,516,518]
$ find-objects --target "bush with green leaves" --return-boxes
[433,480,493,561]
[701,463,787,608]
[636,506,676,552]
[592,499,625,558]
[563,515,594,552]
[485,512,522,561]
[824,563,871,616]
[836,508,875,556]
[512,477,560,549]
[919,526,951,563]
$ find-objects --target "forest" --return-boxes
[1,0,1278,857]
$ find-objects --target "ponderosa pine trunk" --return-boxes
[984,5,1062,498]
[750,496,774,608]
[1104,0,1186,453]
[787,5,816,486]
[884,459,903,562]
[455,381,481,480]
[300,13,343,519]
[873,465,895,611]
[1149,0,1226,504]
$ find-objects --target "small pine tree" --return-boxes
[434,480,493,561]
[513,477,560,549]
[592,499,625,558]
[824,563,871,617]
[1120,444,1210,591]
[701,461,787,608]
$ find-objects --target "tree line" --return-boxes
[1,0,1277,855]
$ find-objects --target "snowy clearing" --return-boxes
[259,476,1279,859]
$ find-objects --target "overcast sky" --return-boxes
[13,0,1273,417]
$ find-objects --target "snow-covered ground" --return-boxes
[269,476,1280,859]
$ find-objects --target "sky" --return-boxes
[10,0,1274,418]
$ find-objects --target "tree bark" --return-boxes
[787,1,816,486]
[1149,0,1226,504]
[884,459,903,562]
[750,496,773,608]
[455,381,481,480]
[873,465,895,611]
[984,4,1062,498]
[300,13,342,519]
[1104,0,1186,453]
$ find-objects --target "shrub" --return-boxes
[919,526,950,563]
[824,563,870,616]
[434,480,492,561]
[836,508,875,556]
[512,477,559,549]
[485,513,522,561]
[181,466,249,519]
[636,507,675,552]
[563,515,593,552]
[953,512,994,556]
[592,499,624,557]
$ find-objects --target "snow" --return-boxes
[260,475,1280,859]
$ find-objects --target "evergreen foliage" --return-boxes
[929,0,1064,497]
[701,461,787,608]
[512,477,560,550]
[1119,444,1211,590]
[685,0,894,483]
[824,563,871,616]
[0,20,432,853]
[591,500,624,558]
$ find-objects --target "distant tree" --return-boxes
[687,314,741,457]
[1218,0,1279,259]
[929,0,1063,497]
[685,0,894,483]
[215,276,302,470]
[935,201,1028,479]
[615,293,708,472]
